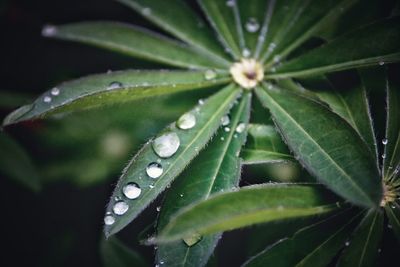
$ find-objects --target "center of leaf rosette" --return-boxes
[230,58,264,89]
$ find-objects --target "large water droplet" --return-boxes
[108,81,123,90]
[43,96,52,103]
[221,115,230,126]
[152,132,180,158]
[235,123,246,133]
[146,162,163,178]
[204,69,217,80]
[123,183,141,199]
[104,215,115,225]
[382,138,388,145]
[177,113,196,130]
[42,25,58,37]
[183,233,202,246]
[245,18,260,33]
[51,87,60,96]
[113,201,129,215]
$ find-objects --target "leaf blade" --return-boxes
[100,237,148,267]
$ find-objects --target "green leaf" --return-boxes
[337,209,384,267]
[117,0,231,65]
[156,93,251,267]
[243,209,361,267]
[255,85,382,207]
[300,75,378,163]
[0,132,41,192]
[157,184,340,243]
[268,17,400,78]
[100,237,148,267]
[199,0,243,59]
[43,21,227,69]
[384,201,400,243]
[3,70,230,126]
[241,124,293,164]
[104,84,241,237]
[260,0,358,66]
[383,69,400,180]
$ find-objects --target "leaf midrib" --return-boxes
[358,211,379,267]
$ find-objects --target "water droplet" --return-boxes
[388,224,393,229]
[198,99,204,105]
[235,123,246,133]
[273,55,281,63]
[382,154,386,159]
[108,81,123,90]
[220,137,225,141]
[382,138,388,145]
[245,17,260,33]
[183,233,202,246]
[51,87,60,96]
[180,193,184,197]
[123,183,141,199]
[152,132,180,158]
[226,0,235,7]
[113,201,129,215]
[242,48,251,58]
[156,206,161,212]
[221,115,230,126]
[146,162,163,178]
[42,24,58,37]
[224,127,230,132]
[104,215,115,225]
[149,184,155,189]
[204,69,217,80]
[379,61,385,66]
[177,113,196,130]
[43,96,52,103]
[160,260,164,265]
[345,241,350,246]
[142,7,152,15]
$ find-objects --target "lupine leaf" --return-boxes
[336,209,384,267]
[117,0,231,65]
[268,17,400,78]
[2,70,230,126]
[156,93,251,267]
[199,0,243,59]
[384,201,400,243]
[100,237,148,267]
[241,124,293,164]
[43,21,227,69]
[157,184,340,243]
[103,84,241,237]
[255,85,382,207]
[243,209,361,267]
[0,132,41,192]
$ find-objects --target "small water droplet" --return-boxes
[152,132,180,158]
[382,138,388,145]
[388,224,393,229]
[226,0,235,7]
[113,201,129,215]
[224,127,230,132]
[180,193,184,197]
[149,184,155,189]
[245,17,260,33]
[108,81,123,90]
[345,241,350,246]
[242,48,251,58]
[146,162,163,179]
[177,113,196,130]
[156,206,161,212]
[142,7,152,15]
[123,183,141,199]
[204,69,217,80]
[43,96,52,103]
[382,154,386,159]
[51,87,60,96]
[183,233,202,246]
[42,24,58,37]
[379,61,385,66]
[220,137,225,141]
[104,215,115,225]
[235,123,246,133]
[221,115,230,126]
[198,99,204,105]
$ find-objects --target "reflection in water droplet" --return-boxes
[108,81,123,90]
[43,96,52,103]
[113,201,129,215]
[221,115,230,126]
[382,138,388,145]
[104,215,115,225]
[204,69,217,80]
[152,132,180,158]
[183,233,202,246]
[146,162,163,178]
[123,183,141,199]
[245,18,260,33]
[235,123,246,133]
[51,87,60,96]
[177,113,196,130]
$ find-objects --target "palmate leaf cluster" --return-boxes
[3,0,400,266]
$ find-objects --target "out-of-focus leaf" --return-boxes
[337,209,384,267]
[43,21,227,69]
[241,124,293,164]
[243,210,361,267]
[117,0,231,65]
[255,85,382,207]
[199,0,243,59]
[269,17,400,78]
[104,84,240,237]
[156,93,251,267]
[100,237,148,267]
[157,184,340,243]
[0,91,32,108]
[0,132,40,192]
[384,201,400,243]
[3,70,230,126]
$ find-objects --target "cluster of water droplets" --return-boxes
[42,87,61,105]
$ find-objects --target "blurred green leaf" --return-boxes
[104,84,240,236]
[384,201,400,243]
[100,237,148,267]
[157,184,340,243]
[156,93,251,267]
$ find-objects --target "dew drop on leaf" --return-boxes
[104,215,115,225]
[382,138,388,145]
[221,115,230,126]
[224,127,230,132]
[113,201,129,215]
[108,81,123,90]
[122,183,142,199]
[242,48,251,58]
[226,0,235,7]
[204,69,217,80]
[42,24,58,37]
[50,87,60,96]
[152,132,180,158]
[245,17,260,33]
[235,122,246,133]
[43,96,52,103]
[177,113,196,130]
[146,162,163,178]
